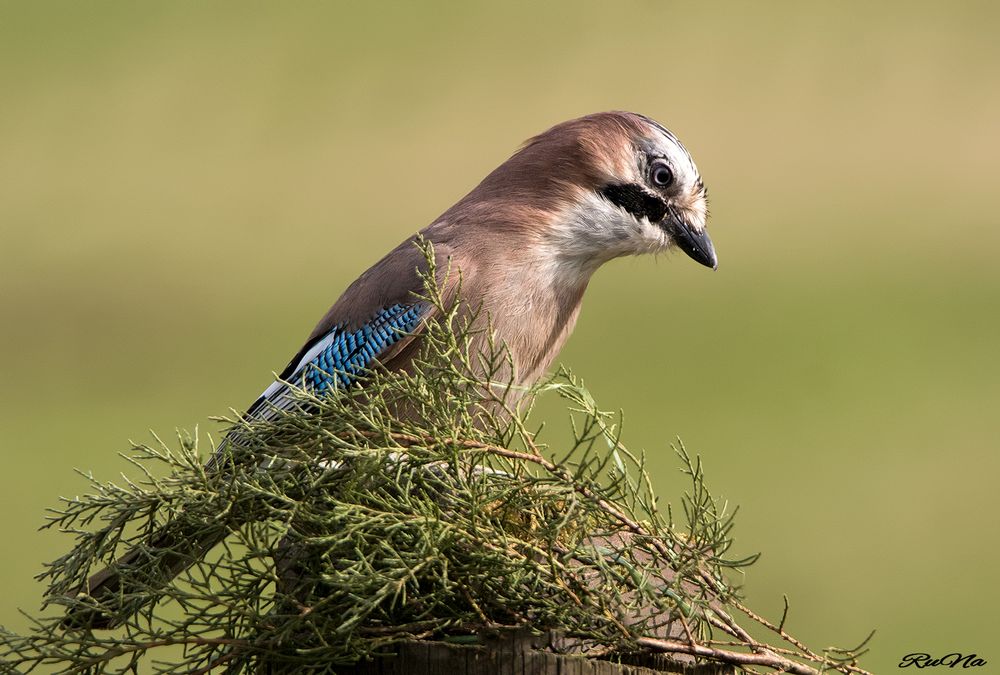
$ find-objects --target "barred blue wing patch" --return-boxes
[246,303,425,417]
[301,304,424,392]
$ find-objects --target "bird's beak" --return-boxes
[666,210,718,270]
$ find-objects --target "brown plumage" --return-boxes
[315,112,711,385]
[69,111,715,629]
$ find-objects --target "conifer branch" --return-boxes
[0,240,873,674]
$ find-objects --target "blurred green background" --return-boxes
[1,1,998,671]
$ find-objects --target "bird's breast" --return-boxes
[468,265,588,389]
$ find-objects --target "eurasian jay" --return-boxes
[72,111,716,628]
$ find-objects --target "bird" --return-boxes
[68,110,716,629]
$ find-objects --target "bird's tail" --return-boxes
[63,522,230,630]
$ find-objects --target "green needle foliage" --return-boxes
[0,244,873,674]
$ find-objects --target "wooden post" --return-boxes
[335,631,735,675]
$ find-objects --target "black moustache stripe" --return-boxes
[599,183,668,223]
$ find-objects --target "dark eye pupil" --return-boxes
[652,163,673,187]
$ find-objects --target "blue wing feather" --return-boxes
[246,303,425,418]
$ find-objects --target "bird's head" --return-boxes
[453,111,716,276]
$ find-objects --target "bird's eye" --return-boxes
[650,160,674,188]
